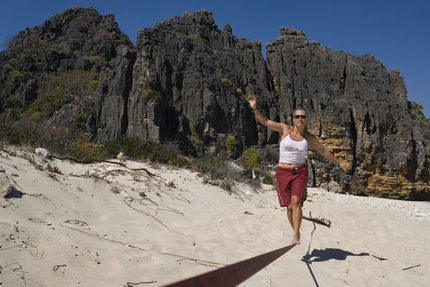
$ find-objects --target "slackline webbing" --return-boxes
[162,244,295,287]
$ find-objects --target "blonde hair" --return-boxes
[293,107,307,115]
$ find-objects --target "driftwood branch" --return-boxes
[303,216,331,227]
[402,264,421,271]
[51,155,158,177]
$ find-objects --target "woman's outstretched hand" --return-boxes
[247,95,257,110]
[339,161,352,171]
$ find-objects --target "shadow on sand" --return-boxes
[301,248,371,287]
[4,186,24,199]
[302,248,370,263]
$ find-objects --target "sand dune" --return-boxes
[0,147,429,287]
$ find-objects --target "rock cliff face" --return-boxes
[265,28,429,199]
[126,10,269,157]
[0,7,135,142]
[0,8,429,199]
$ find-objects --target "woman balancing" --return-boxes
[247,95,351,245]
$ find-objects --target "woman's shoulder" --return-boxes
[279,124,292,141]
[282,123,293,133]
[304,130,316,140]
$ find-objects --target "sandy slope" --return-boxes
[0,148,429,287]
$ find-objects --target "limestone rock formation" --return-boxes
[265,28,429,199]
[0,7,135,142]
[0,8,429,200]
[126,10,269,157]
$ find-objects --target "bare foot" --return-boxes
[292,232,301,245]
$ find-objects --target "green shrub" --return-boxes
[86,55,103,63]
[192,156,227,179]
[98,137,190,167]
[240,148,260,171]
[2,108,20,122]
[69,142,103,163]
[141,140,163,161]
[0,123,24,145]
[221,77,232,86]
[24,71,98,121]
[24,92,67,121]
[167,155,191,168]
[64,13,77,24]
[189,34,204,44]
[4,95,22,108]
[9,70,23,77]
[142,89,161,102]
[175,33,186,41]
[101,136,144,159]
[409,102,423,111]
[226,135,236,151]
[87,80,100,90]
[0,116,41,145]
[236,88,243,95]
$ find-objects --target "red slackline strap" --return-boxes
[162,244,295,287]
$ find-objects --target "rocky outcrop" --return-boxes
[0,8,429,199]
[126,10,270,156]
[0,173,14,198]
[0,7,135,141]
[265,28,429,199]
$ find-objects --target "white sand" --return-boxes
[0,147,429,287]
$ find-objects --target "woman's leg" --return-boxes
[289,196,302,245]
[289,166,308,245]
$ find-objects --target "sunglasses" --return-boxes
[294,115,307,119]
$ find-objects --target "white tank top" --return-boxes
[279,130,308,164]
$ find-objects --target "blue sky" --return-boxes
[1,0,429,118]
